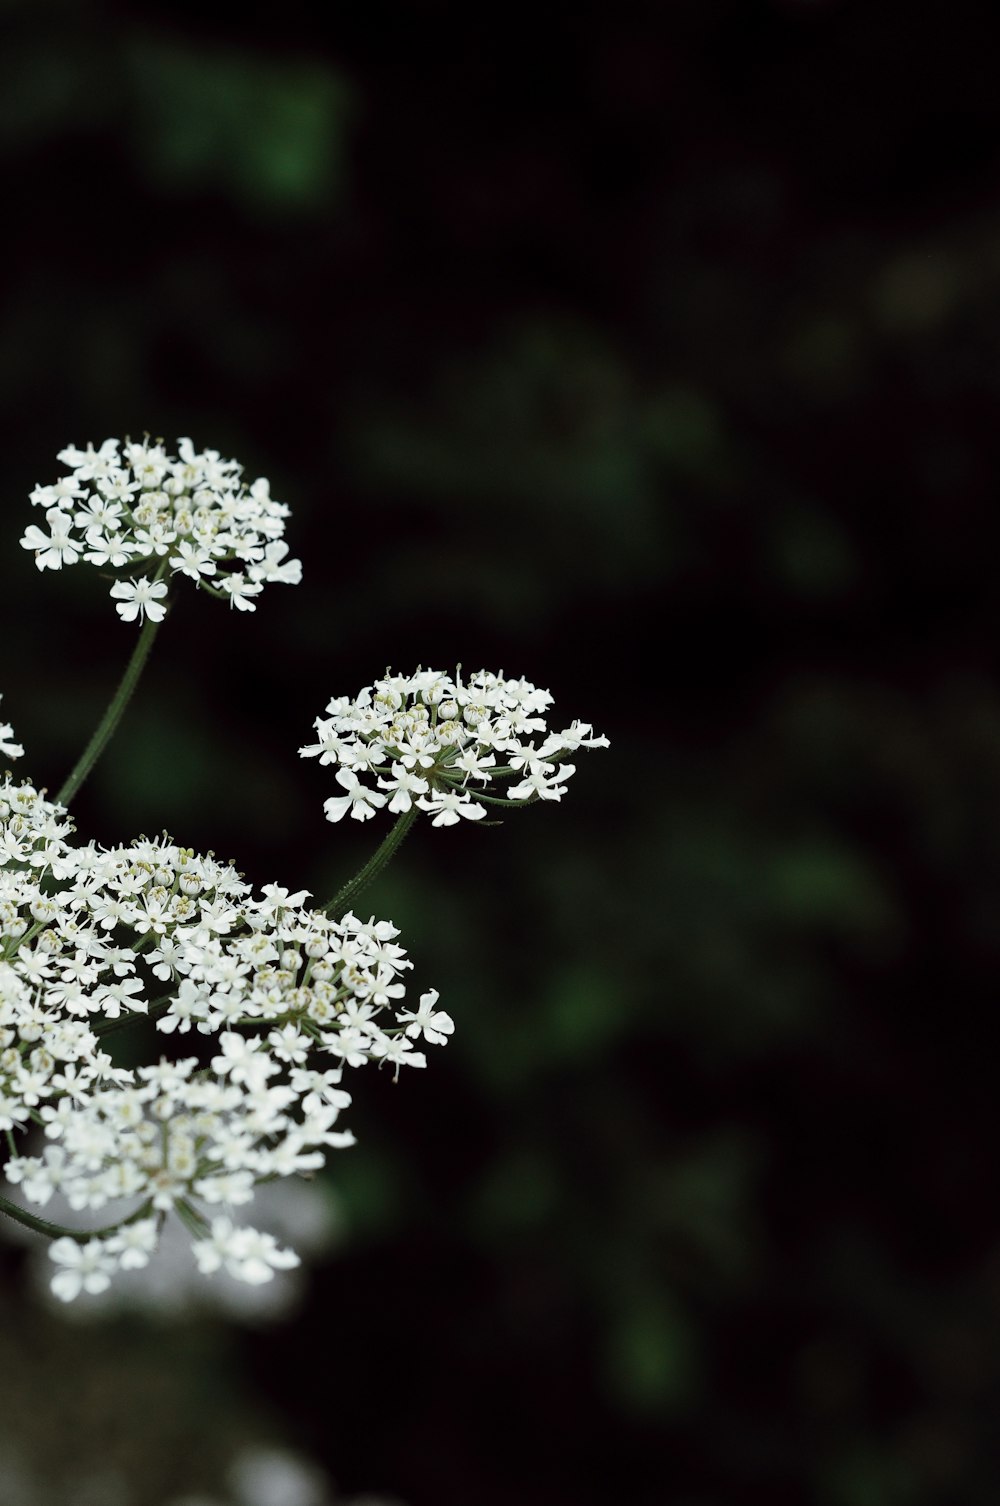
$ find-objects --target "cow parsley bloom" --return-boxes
[300,667,609,827]
[109,575,169,624]
[0,767,448,1301]
[22,437,303,623]
[49,1235,119,1301]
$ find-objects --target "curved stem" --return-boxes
[0,1192,155,1243]
[323,807,418,917]
[57,611,162,807]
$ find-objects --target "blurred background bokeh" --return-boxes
[3,1,1000,1502]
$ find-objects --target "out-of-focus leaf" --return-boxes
[127,39,353,212]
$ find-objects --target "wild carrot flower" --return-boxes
[301,667,609,827]
[22,437,302,622]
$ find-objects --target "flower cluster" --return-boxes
[300,667,609,826]
[5,442,608,1313]
[21,437,302,622]
[0,758,451,1301]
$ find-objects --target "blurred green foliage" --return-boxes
[128,39,353,212]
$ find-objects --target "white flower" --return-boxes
[192,1217,299,1284]
[91,976,147,1018]
[508,764,575,801]
[22,507,81,571]
[168,539,217,580]
[541,719,610,754]
[0,781,453,1303]
[369,1034,427,1080]
[194,1169,256,1205]
[0,1092,30,1131]
[221,572,263,612]
[451,747,497,783]
[0,695,24,760]
[247,539,303,586]
[23,438,302,619]
[49,1236,117,1301]
[301,667,607,831]
[376,762,429,812]
[267,1024,311,1065]
[397,988,454,1046]
[109,575,169,624]
[56,438,119,477]
[258,882,312,916]
[211,1031,273,1088]
[76,495,124,531]
[107,1217,159,1269]
[416,790,487,826]
[322,769,387,823]
[83,528,134,569]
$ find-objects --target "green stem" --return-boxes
[57,610,162,807]
[175,1198,210,1239]
[0,1192,155,1243]
[323,807,418,917]
[440,785,539,808]
[92,995,175,1037]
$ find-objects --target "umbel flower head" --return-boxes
[22,437,302,623]
[300,667,609,826]
[0,757,450,1302]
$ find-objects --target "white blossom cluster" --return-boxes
[7,445,609,1313]
[14,1175,338,1322]
[0,754,451,1302]
[300,667,609,826]
[21,437,302,622]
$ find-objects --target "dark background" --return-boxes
[3,2,1000,1502]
